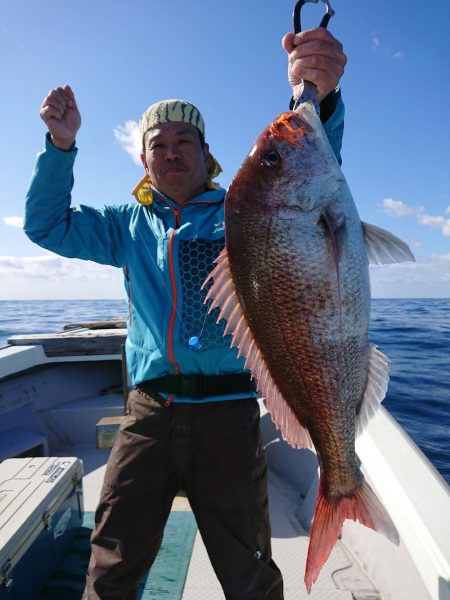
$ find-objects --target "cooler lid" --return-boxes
[0,456,83,583]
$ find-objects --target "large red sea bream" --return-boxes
[204,101,415,591]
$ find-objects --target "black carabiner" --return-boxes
[289,0,335,114]
[293,0,335,34]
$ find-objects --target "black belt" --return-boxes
[137,373,256,399]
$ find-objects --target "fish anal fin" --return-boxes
[356,344,390,437]
[204,249,313,449]
[305,475,399,593]
[362,222,415,265]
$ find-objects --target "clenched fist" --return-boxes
[283,28,347,103]
[40,85,81,150]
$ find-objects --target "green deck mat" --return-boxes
[39,511,197,600]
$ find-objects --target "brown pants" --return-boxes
[83,389,283,600]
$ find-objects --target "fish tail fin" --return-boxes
[304,475,399,593]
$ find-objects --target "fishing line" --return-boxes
[188,297,214,351]
[2,21,100,146]
[0,23,40,66]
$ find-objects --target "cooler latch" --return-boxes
[0,559,14,593]
[43,510,52,529]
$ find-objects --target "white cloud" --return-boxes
[371,35,405,60]
[382,198,415,217]
[0,253,125,299]
[381,198,450,237]
[1,250,448,299]
[113,120,141,165]
[3,216,23,228]
[370,252,450,298]
[417,213,445,228]
[422,212,450,237]
[0,254,121,280]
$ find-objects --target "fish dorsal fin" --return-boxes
[362,222,415,265]
[355,344,390,437]
[203,249,313,449]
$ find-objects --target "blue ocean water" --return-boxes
[369,299,450,486]
[0,298,449,485]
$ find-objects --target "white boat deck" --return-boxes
[75,445,379,599]
[2,338,449,599]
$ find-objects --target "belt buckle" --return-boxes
[180,375,204,398]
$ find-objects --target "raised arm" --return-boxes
[24,86,128,267]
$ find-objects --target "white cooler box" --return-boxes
[0,457,84,599]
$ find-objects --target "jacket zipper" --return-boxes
[167,228,180,376]
[158,198,218,406]
[165,207,182,406]
[124,266,133,327]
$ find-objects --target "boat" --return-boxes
[0,321,449,599]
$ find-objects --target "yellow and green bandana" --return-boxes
[132,99,222,205]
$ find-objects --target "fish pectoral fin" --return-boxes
[319,209,346,262]
[319,210,346,330]
[203,248,313,450]
[362,222,415,264]
[355,344,390,437]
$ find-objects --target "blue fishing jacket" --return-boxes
[24,93,345,401]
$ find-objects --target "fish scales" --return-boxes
[227,177,368,495]
[205,102,413,591]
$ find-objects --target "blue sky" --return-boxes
[1,0,449,299]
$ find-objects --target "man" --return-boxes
[24,28,346,600]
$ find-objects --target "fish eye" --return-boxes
[262,149,281,167]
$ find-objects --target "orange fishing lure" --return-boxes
[269,113,304,147]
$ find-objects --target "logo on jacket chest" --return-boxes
[213,220,225,234]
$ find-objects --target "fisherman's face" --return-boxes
[141,122,210,205]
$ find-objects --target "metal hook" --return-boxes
[293,0,335,34]
[290,0,335,115]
